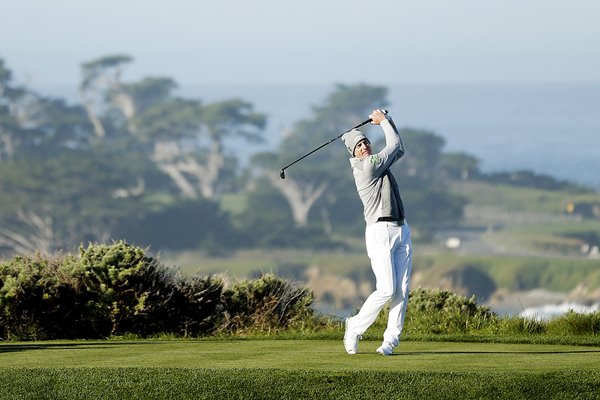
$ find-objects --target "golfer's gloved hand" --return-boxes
[369,109,388,125]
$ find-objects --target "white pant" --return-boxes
[349,221,412,344]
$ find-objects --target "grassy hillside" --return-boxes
[451,181,600,255]
[450,181,579,214]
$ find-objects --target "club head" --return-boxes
[280,169,286,179]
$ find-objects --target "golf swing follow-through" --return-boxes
[280,108,412,356]
[279,110,388,179]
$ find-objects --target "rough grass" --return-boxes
[1,340,600,399]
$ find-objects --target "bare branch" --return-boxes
[267,172,327,227]
[152,141,225,200]
[0,210,53,254]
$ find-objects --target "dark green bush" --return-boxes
[220,274,315,334]
[0,243,318,340]
[0,242,183,339]
[61,241,183,336]
[402,288,497,334]
[176,275,224,337]
[0,254,84,340]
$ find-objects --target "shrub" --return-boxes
[220,274,315,334]
[0,243,319,340]
[0,242,227,340]
[546,310,600,336]
[176,275,224,337]
[0,254,62,340]
[403,288,497,334]
[63,241,184,337]
[0,252,106,340]
[495,316,547,335]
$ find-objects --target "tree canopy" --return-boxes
[2,54,577,255]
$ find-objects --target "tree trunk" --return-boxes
[152,140,225,200]
[111,90,137,133]
[320,207,333,235]
[152,141,199,198]
[0,210,53,254]
[158,163,199,199]
[177,139,224,200]
[0,128,15,160]
[79,93,106,139]
[268,173,327,227]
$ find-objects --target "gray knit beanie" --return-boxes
[342,130,368,156]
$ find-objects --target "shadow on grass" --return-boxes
[0,341,165,354]
[394,349,600,356]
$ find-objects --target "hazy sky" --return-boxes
[2,0,600,88]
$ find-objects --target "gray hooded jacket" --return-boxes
[348,118,406,225]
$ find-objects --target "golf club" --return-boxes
[279,110,388,179]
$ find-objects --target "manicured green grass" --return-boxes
[1,340,600,399]
[2,339,600,372]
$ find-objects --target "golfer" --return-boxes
[341,109,412,356]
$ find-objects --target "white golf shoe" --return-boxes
[376,342,394,356]
[343,318,361,354]
[376,338,398,356]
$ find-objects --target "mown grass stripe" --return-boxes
[3,340,600,371]
[1,368,599,400]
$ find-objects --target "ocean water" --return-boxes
[44,82,600,189]
[520,301,600,321]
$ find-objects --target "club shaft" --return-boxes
[281,117,373,172]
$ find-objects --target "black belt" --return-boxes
[377,217,405,225]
